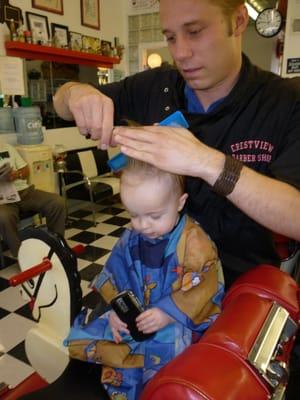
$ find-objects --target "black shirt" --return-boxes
[100,55,300,274]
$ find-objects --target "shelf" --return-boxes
[5,41,120,68]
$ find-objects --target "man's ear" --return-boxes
[178,193,188,212]
[233,4,249,36]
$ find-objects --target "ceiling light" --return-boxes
[147,53,162,68]
[246,2,259,20]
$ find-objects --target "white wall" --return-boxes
[281,0,300,78]
[242,24,277,72]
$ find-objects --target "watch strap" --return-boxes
[212,155,243,197]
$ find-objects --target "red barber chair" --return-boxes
[141,265,300,400]
[274,233,300,282]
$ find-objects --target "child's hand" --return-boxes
[136,307,175,333]
[109,310,130,344]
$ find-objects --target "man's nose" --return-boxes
[172,36,193,61]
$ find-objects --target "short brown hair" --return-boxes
[159,0,244,18]
[159,0,245,35]
[210,0,245,17]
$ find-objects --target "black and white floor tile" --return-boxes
[0,198,130,391]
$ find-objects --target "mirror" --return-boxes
[25,60,103,130]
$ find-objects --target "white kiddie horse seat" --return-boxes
[14,227,83,383]
[7,226,110,400]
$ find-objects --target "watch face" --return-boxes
[255,8,283,38]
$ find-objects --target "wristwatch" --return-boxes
[255,8,283,38]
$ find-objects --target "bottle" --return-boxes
[9,19,16,40]
[24,30,32,44]
[53,144,67,172]
[17,20,25,42]
[0,105,15,133]
[12,98,44,145]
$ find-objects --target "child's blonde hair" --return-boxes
[121,158,185,195]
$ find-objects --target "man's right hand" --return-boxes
[53,82,115,149]
[0,163,12,182]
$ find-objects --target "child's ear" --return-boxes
[178,193,188,212]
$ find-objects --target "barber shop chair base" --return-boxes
[17,360,109,400]
[285,333,300,400]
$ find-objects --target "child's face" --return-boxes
[121,174,187,239]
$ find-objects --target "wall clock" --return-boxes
[255,8,283,38]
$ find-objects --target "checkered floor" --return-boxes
[0,197,130,391]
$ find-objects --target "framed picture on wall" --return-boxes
[51,23,69,48]
[80,0,100,30]
[26,12,50,43]
[70,32,82,51]
[32,0,64,15]
[101,40,112,56]
[82,35,100,53]
[3,3,23,27]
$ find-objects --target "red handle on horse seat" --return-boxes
[9,259,52,287]
[72,244,86,256]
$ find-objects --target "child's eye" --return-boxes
[151,215,161,220]
[189,29,201,36]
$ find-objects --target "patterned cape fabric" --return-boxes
[64,214,224,399]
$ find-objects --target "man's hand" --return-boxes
[113,125,223,182]
[0,163,12,182]
[53,82,116,149]
[136,307,175,333]
[108,310,130,344]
